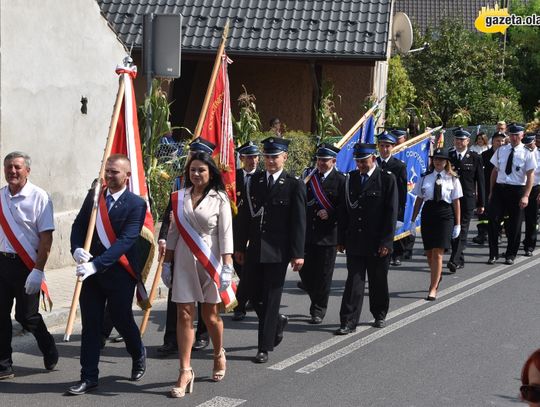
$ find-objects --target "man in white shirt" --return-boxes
[0,151,57,380]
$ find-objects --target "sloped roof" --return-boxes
[395,0,501,33]
[97,0,392,60]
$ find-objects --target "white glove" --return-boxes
[396,220,404,230]
[452,225,462,239]
[73,248,93,264]
[409,223,417,237]
[161,262,172,288]
[25,268,44,295]
[219,264,234,292]
[76,262,97,281]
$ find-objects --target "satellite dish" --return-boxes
[392,12,413,55]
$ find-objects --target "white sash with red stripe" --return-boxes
[0,189,52,309]
[171,190,237,311]
[95,190,148,304]
[309,173,334,211]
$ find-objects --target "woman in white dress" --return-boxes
[162,152,234,398]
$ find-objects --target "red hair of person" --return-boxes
[522,349,540,384]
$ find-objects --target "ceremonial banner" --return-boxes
[336,115,376,173]
[393,137,431,239]
[199,53,236,205]
[111,64,155,309]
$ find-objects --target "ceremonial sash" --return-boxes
[0,190,52,310]
[171,190,237,311]
[95,191,148,305]
[309,173,334,211]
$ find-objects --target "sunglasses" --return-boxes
[520,384,540,403]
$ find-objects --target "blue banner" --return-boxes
[393,137,431,238]
[336,115,375,173]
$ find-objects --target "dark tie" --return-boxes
[458,153,462,161]
[106,194,114,211]
[505,148,514,175]
[245,173,252,188]
[319,172,325,182]
[267,175,274,190]
[434,174,442,202]
[380,160,387,169]
[360,174,368,186]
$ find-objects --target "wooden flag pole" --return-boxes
[193,21,230,139]
[63,75,126,342]
[391,126,443,155]
[139,254,165,336]
[334,96,386,149]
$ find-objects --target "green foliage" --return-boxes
[232,86,262,146]
[138,79,181,220]
[403,19,523,125]
[315,81,343,143]
[386,56,417,128]
[506,0,540,117]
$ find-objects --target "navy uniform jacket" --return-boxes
[305,168,346,246]
[235,171,306,262]
[378,156,407,221]
[338,167,398,256]
[71,189,147,278]
[449,149,486,207]
[481,147,496,198]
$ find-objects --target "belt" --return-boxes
[0,251,18,259]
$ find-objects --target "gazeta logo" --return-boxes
[475,4,511,34]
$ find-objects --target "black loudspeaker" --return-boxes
[143,14,182,78]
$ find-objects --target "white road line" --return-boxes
[195,396,247,407]
[296,259,537,374]
[269,255,531,371]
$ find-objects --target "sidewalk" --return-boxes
[12,255,168,336]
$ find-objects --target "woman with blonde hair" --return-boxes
[410,148,463,301]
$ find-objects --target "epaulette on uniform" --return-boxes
[421,169,434,177]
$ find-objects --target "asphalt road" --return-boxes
[2,233,539,407]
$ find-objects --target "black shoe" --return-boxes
[232,310,246,321]
[0,366,14,380]
[130,348,146,381]
[391,258,401,266]
[192,338,209,351]
[43,345,59,370]
[447,261,458,273]
[525,249,533,257]
[505,257,514,265]
[100,336,107,350]
[274,314,288,347]
[472,236,486,245]
[425,296,436,301]
[67,380,98,395]
[112,335,124,343]
[335,326,356,335]
[372,319,386,328]
[253,350,268,364]
[487,256,498,265]
[309,315,323,325]
[296,281,306,291]
[156,342,178,355]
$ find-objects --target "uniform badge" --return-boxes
[435,178,443,186]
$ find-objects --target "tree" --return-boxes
[386,55,416,128]
[403,19,523,125]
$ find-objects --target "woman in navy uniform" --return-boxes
[410,148,463,301]
[336,143,398,334]
[299,143,345,324]
[234,137,306,363]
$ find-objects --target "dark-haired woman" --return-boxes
[163,152,234,398]
[410,148,462,301]
[521,349,540,406]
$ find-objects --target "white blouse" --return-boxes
[412,170,463,204]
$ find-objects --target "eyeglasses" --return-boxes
[520,384,540,403]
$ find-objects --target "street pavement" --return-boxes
[2,224,539,406]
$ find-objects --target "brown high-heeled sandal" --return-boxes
[170,367,194,398]
[212,348,226,382]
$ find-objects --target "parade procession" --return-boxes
[2,1,540,406]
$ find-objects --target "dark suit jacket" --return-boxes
[235,170,306,262]
[481,147,496,198]
[305,167,346,246]
[449,149,486,207]
[338,167,398,256]
[378,156,407,221]
[71,189,147,278]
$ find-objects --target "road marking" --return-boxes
[269,255,531,371]
[296,259,536,374]
[196,396,247,407]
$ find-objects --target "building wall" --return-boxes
[0,0,127,267]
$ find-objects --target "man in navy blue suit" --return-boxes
[67,154,147,395]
